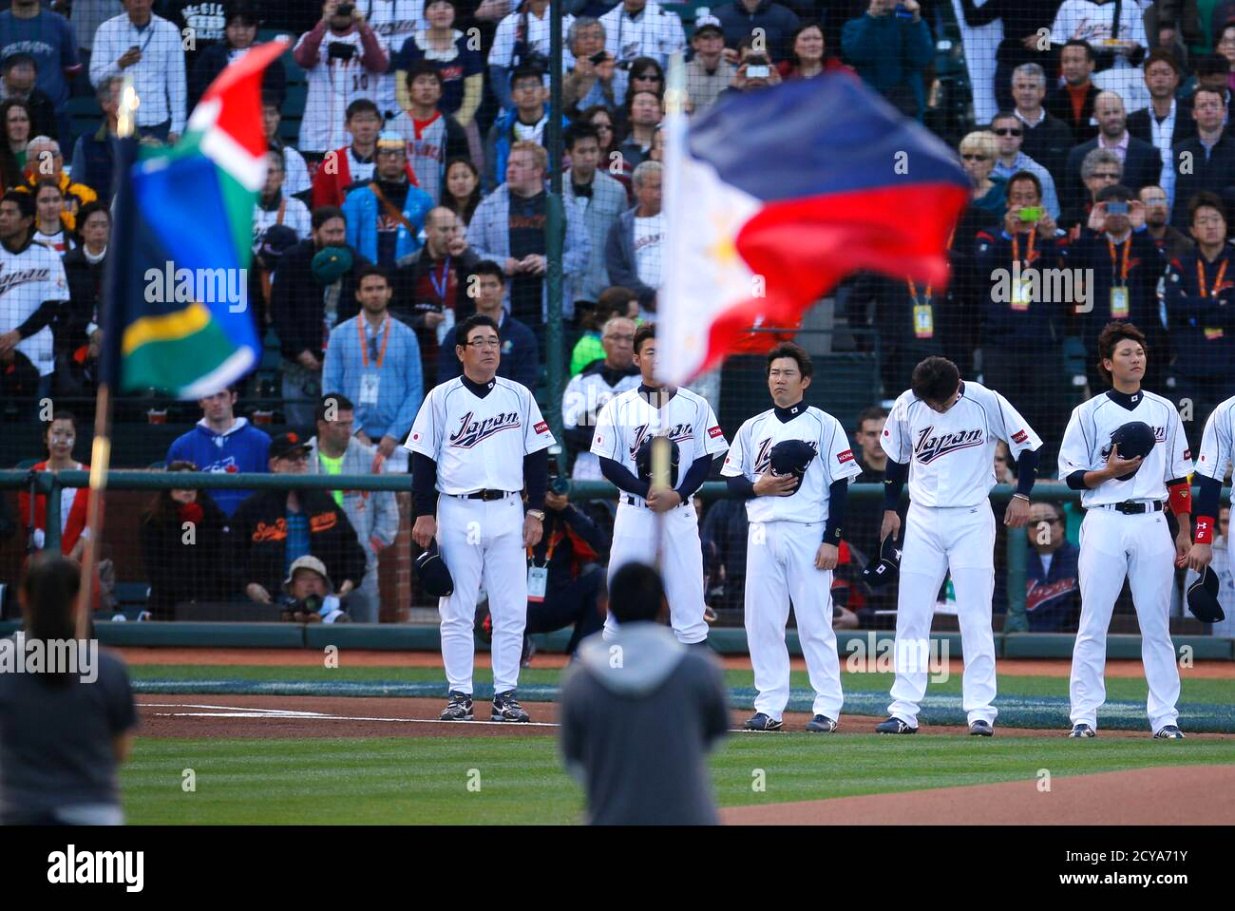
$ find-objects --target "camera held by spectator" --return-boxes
[280,556,350,624]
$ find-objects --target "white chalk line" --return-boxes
[139,701,562,728]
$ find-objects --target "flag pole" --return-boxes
[75,75,138,638]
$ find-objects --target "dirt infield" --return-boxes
[721,765,1235,825]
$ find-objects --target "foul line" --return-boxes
[139,701,562,728]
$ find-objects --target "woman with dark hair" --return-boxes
[0,98,31,191]
[189,1,287,109]
[442,156,482,225]
[18,412,92,560]
[140,461,230,620]
[0,554,138,825]
[580,104,632,200]
[32,178,76,253]
[777,21,850,81]
[56,201,110,397]
[617,55,665,137]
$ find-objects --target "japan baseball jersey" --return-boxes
[590,386,728,492]
[0,238,70,377]
[1057,389,1192,506]
[405,375,555,489]
[721,404,861,523]
[1195,395,1235,490]
[881,381,1043,507]
[562,366,641,480]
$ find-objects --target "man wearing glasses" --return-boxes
[231,432,367,612]
[561,315,640,480]
[407,312,555,723]
[1024,501,1082,632]
[1167,88,1235,227]
[1060,148,1121,233]
[1062,91,1162,218]
[990,111,1061,220]
[1010,62,1074,185]
[1138,185,1194,262]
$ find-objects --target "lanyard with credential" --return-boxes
[358,315,391,368]
[429,256,452,301]
[1198,256,1228,298]
[1010,226,1036,268]
[528,530,560,567]
[1108,238,1131,287]
[905,227,955,338]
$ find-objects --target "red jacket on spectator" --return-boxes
[311,146,420,209]
[18,461,91,554]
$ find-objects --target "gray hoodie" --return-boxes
[560,623,728,825]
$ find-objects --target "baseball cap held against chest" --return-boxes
[1108,421,1156,479]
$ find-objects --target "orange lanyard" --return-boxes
[1011,226,1036,268]
[528,530,559,564]
[1198,257,1229,298]
[906,227,957,306]
[358,314,391,368]
[1108,237,1131,287]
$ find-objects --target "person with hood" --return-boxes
[560,562,728,825]
[166,386,272,518]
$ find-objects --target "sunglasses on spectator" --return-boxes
[961,153,990,161]
[634,72,661,81]
[1094,171,1120,180]
[992,127,1022,136]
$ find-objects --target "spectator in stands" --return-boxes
[564,16,624,116]
[562,314,640,479]
[1127,49,1194,179]
[311,99,382,210]
[959,130,1006,218]
[1139,184,1195,260]
[277,556,352,623]
[778,19,848,81]
[0,54,57,141]
[19,135,97,227]
[1169,88,1235,227]
[714,0,800,64]
[581,104,631,199]
[388,61,470,205]
[846,259,944,395]
[0,0,79,147]
[0,554,137,827]
[684,14,734,115]
[18,411,90,559]
[1012,62,1075,185]
[1025,500,1081,632]
[488,0,569,112]
[261,95,311,200]
[1046,39,1100,142]
[166,385,272,517]
[0,97,30,189]
[307,394,400,623]
[1164,191,1235,450]
[140,460,229,620]
[231,431,367,608]
[716,47,783,101]
[616,89,660,169]
[341,131,434,268]
[571,285,637,375]
[841,0,932,120]
[393,206,478,392]
[700,495,748,612]
[442,155,481,225]
[1051,0,1148,77]
[1062,91,1162,213]
[68,75,120,204]
[349,0,423,122]
[975,170,1069,450]
[90,0,187,143]
[990,110,1062,219]
[564,121,626,305]
[188,1,285,110]
[31,178,74,253]
[1063,183,1168,390]
[394,0,484,149]
[484,65,559,193]
[853,405,888,482]
[958,1,1056,114]
[1059,147,1121,232]
[292,0,390,157]
[439,259,538,387]
[254,150,312,257]
[599,0,686,69]
[67,0,122,94]
[271,206,373,428]
[322,265,424,461]
[605,159,662,319]
[993,439,1015,484]
[470,139,590,330]
[1216,21,1235,87]
[56,199,108,396]
[620,57,665,114]
[1184,52,1234,111]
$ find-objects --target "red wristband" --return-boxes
[1195,516,1215,545]
[1168,483,1191,516]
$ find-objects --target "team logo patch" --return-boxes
[1185,450,1192,460]
[837,449,855,464]
[534,421,548,434]
[1012,430,1028,444]
[411,432,421,442]
[708,426,723,439]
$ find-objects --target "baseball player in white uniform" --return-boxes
[1059,322,1193,739]
[721,344,861,732]
[878,356,1043,735]
[561,316,641,480]
[1187,394,1235,600]
[590,324,728,644]
[406,313,554,723]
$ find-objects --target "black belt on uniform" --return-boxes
[455,490,515,501]
[1102,501,1164,515]
[624,495,686,508]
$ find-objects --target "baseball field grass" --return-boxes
[121,733,1235,825]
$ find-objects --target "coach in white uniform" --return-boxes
[1059,322,1193,739]
[1189,393,1235,636]
[879,356,1042,736]
[591,324,727,644]
[721,344,861,733]
[406,313,554,723]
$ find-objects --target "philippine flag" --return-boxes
[657,75,970,386]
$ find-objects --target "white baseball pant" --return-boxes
[888,501,998,728]
[604,500,709,644]
[436,493,527,695]
[745,520,843,721]
[1070,506,1180,733]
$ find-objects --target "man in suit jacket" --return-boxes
[1046,39,1101,141]
[1013,62,1075,190]
[1062,91,1162,214]
[1126,48,1196,159]
[1169,88,1235,226]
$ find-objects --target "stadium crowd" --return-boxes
[1,0,1234,635]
